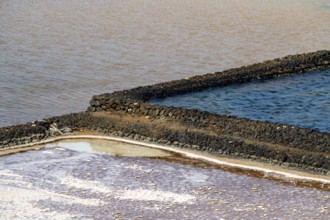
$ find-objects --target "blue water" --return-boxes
[1,0,330,127]
[151,70,330,132]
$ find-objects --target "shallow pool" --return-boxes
[1,138,329,219]
[151,70,330,132]
[48,138,172,158]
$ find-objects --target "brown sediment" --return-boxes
[0,145,43,156]
[3,133,329,191]
[0,50,329,175]
[156,152,330,191]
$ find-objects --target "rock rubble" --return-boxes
[1,50,329,174]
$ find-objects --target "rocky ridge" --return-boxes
[1,50,330,174]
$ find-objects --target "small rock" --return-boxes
[155,109,160,116]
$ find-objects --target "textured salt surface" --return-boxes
[1,139,329,219]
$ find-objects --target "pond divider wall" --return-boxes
[1,50,330,174]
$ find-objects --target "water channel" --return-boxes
[1,0,330,127]
[151,69,330,132]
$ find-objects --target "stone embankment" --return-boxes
[1,50,330,174]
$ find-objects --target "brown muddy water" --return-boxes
[0,138,329,219]
[1,1,330,218]
[1,0,330,126]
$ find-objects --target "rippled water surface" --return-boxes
[1,0,330,127]
[152,70,330,132]
[1,2,330,218]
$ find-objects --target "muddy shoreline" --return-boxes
[1,50,330,175]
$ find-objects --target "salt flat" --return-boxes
[1,139,329,219]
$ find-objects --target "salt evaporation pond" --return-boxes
[152,70,330,132]
[1,138,329,219]
[1,0,330,127]
[1,0,330,218]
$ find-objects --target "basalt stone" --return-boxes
[1,51,330,174]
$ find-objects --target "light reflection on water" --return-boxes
[1,0,330,127]
[151,70,330,132]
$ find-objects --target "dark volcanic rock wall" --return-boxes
[86,50,330,173]
[88,50,330,105]
[1,50,330,174]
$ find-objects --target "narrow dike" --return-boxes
[1,50,329,177]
